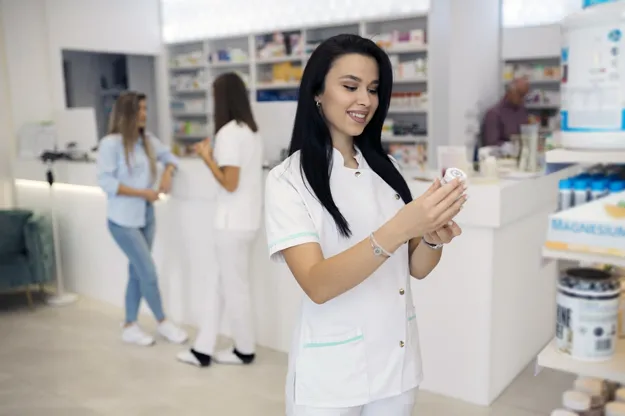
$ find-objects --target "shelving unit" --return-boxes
[166,14,430,163]
[537,339,625,384]
[503,56,561,133]
[546,148,625,164]
[538,172,625,385]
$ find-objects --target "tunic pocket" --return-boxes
[294,328,369,407]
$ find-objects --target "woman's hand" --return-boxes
[142,189,160,203]
[159,167,174,193]
[424,220,462,245]
[194,139,213,161]
[393,178,467,241]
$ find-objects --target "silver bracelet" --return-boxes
[421,237,443,250]
[369,233,393,258]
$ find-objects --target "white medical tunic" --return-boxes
[264,148,423,410]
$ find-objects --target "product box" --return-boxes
[545,191,625,257]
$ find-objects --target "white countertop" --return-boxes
[14,158,578,229]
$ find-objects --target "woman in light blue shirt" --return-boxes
[97,91,187,347]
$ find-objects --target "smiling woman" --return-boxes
[265,34,466,416]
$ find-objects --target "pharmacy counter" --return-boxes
[13,159,575,406]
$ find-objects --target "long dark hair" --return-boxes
[213,72,258,134]
[289,34,413,237]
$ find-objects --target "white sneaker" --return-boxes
[157,320,188,344]
[122,324,155,346]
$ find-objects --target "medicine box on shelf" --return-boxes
[545,191,625,260]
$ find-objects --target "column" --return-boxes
[428,0,502,165]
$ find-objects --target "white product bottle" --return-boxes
[560,0,625,150]
[573,179,589,206]
[559,178,574,211]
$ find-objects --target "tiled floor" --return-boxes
[0,294,574,415]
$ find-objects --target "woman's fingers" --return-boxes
[423,178,442,198]
[434,196,467,228]
[426,178,462,206]
[447,221,462,237]
[432,182,466,218]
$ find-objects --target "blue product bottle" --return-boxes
[558,179,573,211]
[590,178,608,200]
[608,180,625,195]
[572,179,588,206]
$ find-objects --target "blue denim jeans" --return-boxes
[107,204,165,323]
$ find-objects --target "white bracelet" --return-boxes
[369,233,393,258]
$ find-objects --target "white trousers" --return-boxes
[194,229,257,355]
[290,389,418,416]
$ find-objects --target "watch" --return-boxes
[421,237,443,250]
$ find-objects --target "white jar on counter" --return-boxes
[556,267,621,361]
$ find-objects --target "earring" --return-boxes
[315,101,321,108]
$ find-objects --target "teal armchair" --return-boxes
[0,209,56,307]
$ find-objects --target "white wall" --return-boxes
[0,2,13,208]
[1,0,164,151]
[127,55,159,137]
[161,0,430,42]
[502,25,561,60]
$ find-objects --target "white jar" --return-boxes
[607,402,625,416]
[552,410,580,416]
[564,390,594,415]
[575,377,608,413]
[560,0,625,150]
[556,267,621,361]
[616,388,625,403]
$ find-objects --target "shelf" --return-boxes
[388,108,427,114]
[256,55,303,64]
[256,82,300,90]
[384,44,428,54]
[526,104,560,110]
[537,338,625,384]
[382,134,427,143]
[171,111,209,118]
[171,88,207,94]
[394,76,427,84]
[503,78,560,85]
[209,60,250,68]
[542,248,625,268]
[174,134,207,140]
[170,64,206,71]
[546,148,625,164]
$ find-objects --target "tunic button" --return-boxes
[394,193,400,200]
[355,171,361,177]
[399,288,405,295]
[400,340,405,348]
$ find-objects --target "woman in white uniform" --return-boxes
[264,34,467,415]
[177,72,263,367]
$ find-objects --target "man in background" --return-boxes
[480,77,530,147]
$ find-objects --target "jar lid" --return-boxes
[563,390,592,411]
[559,267,620,293]
[551,410,579,416]
[607,401,625,416]
[574,377,606,397]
